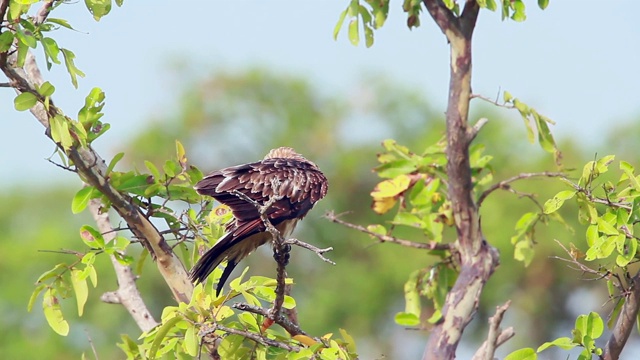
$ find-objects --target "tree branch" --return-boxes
[603,271,640,360]
[477,172,567,206]
[472,300,514,360]
[229,190,292,330]
[199,322,301,352]
[325,211,450,251]
[233,303,308,337]
[33,0,55,25]
[285,238,335,265]
[0,50,193,303]
[89,198,158,332]
[422,1,499,358]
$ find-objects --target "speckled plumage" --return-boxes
[190,147,328,295]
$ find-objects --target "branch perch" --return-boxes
[230,190,293,329]
[325,211,450,251]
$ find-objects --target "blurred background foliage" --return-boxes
[2,67,637,359]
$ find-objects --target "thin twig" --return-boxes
[472,300,513,360]
[325,211,450,251]
[470,93,515,109]
[467,117,488,142]
[478,172,566,206]
[84,329,100,360]
[232,303,309,338]
[285,238,335,265]
[230,190,290,327]
[199,322,300,352]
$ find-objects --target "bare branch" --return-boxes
[285,238,335,265]
[325,211,450,251]
[478,172,567,206]
[89,198,158,332]
[466,117,488,142]
[470,93,515,109]
[230,190,291,329]
[472,300,514,360]
[199,322,300,352]
[33,0,55,25]
[233,303,308,337]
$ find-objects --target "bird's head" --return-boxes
[264,147,317,167]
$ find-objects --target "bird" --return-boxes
[190,147,328,295]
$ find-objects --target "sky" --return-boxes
[1,0,639,187]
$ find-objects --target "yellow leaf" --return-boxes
[293,334,318,347]
[372,196,396,215]
[71,269,88,316]
[43,289,69,336]
[371,174,411,199]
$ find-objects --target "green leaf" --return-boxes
[36,263,67,283]
[28,283,47,312]
[537,337,576,352]
[50,115,74,150]
[620,161,640,192]
[333,9,348,41]
[14,92,38,111]
[533,111,556,153]
[47,18,74,30]
[575,312,604,340]
[538,0,549,10]
[485,0,497,11]
[394,312,420,326]
[70,269,88,316]
[149,316,182,360]
[61,48,85,88]
[0,31,14,52]
[543,190,576,214]
[403,270,421,317]
[183,325,198,356]
[504,347,536,360]
[238,312,259,331]
[511,0,527,21]
[15,29,37,48]
[72,186,97,214]
[85,0,112,21]
[348,18,359,46]
[514,240,534,266]
[609,298,623,330]
[37,81,56,97]
[42,37,61,69]
[597,217,618,236]
[43,288,69,336]
[79,224,105,248]
[106,152,125,176]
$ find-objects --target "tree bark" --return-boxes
[421,1,499,358]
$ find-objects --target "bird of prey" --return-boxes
[190,147,328,295]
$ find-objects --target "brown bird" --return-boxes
[190,147,328,295]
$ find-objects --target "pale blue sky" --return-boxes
[2,1,639,185]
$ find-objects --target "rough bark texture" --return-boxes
[421,1,499,358]
[603,272,640,360]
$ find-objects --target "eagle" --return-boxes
[190,147,328,295]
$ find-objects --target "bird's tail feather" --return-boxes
[189,232,236,293]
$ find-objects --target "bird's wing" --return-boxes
[194,157,328,224]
